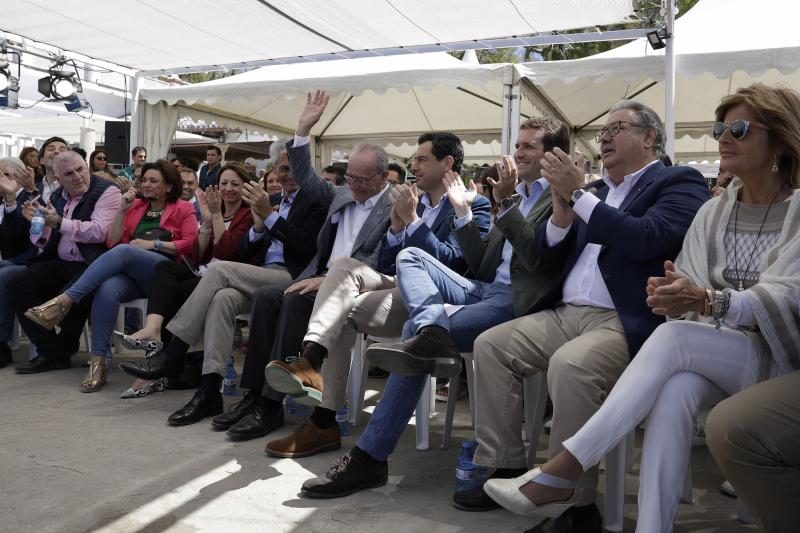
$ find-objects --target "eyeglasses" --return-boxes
[595,120,643,142]
[95,156,106,161]
[344,171,382,184]
[711,119,769,141]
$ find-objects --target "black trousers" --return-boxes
[10,259,92,360]
[239,281,316,402]
[146,260,201,342]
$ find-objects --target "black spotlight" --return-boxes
[37,58,89,111]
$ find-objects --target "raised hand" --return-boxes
[11,165,36,193]
[646,260,704,316]
[0,174,17,198]
[443,170,476,218]
[120,188,137,211]
[242,181,271,231]
[540,147,585,202]
[393,183,419,226]
[42,201,60,228]
[205,186,222,215]
[488,155,518,203]
[297,90,330,137]
[21,200,38,222]
[196,190,212,225]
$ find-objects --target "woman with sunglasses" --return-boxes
[24,160,198,393]
[484,83,800,532]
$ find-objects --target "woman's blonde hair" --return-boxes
[715,83,800,188]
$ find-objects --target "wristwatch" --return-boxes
[568,188,585,207]
[499,197,515,212]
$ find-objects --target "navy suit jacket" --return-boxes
[532,161,709,356]
[0,188,46,264]
[377,193,491,275]
[237,189,327,279]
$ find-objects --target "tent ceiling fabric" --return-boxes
[1,0,635,72]
[520,0,800,161]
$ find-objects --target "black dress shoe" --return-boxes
[15,356,71,374]
[211,390,260,430]
[453,467,527,512]
[526,503,603,533]
[119,347,183,381]
[227,398,285,440]
[167,388,223,426]
[0,343,12,369]
[366,325,461,378]
[301,447,388,499]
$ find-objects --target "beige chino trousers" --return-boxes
[304,257,408,410]
[167,260,292,376]
[472,303,629,506]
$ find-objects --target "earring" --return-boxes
[771,156,779,174]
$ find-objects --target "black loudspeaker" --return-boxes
[104,121,131,165]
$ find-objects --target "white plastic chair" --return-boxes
[112,298,149,352]
[347,334,437,450]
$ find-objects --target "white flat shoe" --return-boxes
[483,467,577,517]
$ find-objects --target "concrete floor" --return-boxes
[0,341,757,533]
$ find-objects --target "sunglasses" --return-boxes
[95,156,107,161]
[712,119,768,141]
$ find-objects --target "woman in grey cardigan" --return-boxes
[484,83,800,533]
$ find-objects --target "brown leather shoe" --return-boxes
[265,359,323,406]
[265,419,341,458]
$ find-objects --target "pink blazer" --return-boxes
[110,199,199,260]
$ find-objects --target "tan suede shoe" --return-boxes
[265,419,340,458]
[265,358,324,406]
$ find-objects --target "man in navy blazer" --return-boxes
[462,100,710,523]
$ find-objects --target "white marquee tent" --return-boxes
[135,53,538,167]
[523,0,800,163]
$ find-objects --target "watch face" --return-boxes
[571,189,584,202]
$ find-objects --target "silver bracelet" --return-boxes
[711,288,731,329]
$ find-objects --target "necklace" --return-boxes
[732,186,784,291]
[146,206,165,218]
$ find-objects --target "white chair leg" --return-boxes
[346,334,366,427]
[736,496,755,524]
[113,305,125,353]
[625,431,635,473]
[9,318,20,351]
[681,458,693,504]
[603,434,630,533]
[523,372,549,468]
[441,374,459,450]
[415,375,433,450]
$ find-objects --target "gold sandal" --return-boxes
[80,357,107,393]
[24,297,70,331]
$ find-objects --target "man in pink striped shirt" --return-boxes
[10,151,121,374]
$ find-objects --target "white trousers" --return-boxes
[563,320,748,533]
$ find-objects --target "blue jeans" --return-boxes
[65,244,168,355]
[357,247,514,461]
[0,261,26,344]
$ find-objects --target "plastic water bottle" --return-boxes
[222,355,238,396]
[284,396,310,418]
[455,440,488,493]
[30,208,45,239]
[335,403,349,436]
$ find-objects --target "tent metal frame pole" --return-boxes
[128,73,143,155]
[665,0,677,160]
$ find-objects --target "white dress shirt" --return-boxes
[546,160,658,309]
[41,177,60,204]
[0,188,24,226]
[327,183,390,269]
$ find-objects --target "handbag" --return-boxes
[132,227,173,242]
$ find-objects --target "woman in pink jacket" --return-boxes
[25,159,198,393]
